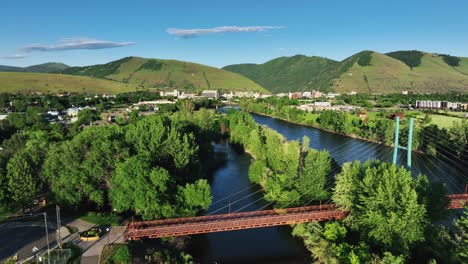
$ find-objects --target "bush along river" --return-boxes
[188,111,466,263]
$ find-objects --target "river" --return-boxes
[189,112,467,263]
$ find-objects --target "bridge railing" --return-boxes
[127,204,339,230]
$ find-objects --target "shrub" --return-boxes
[138,59,163,71]
[357,51,373,66]
[111,246,132,264]
[386,50,424,68]
[440,54,461,66]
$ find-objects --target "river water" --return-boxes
[189,112,467,263]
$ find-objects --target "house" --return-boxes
[67,107,81,117]
[358,111,367,119]
[314,102,331,107]
[288,92,302,100]
[201,90,219,99]
[302,92,312,98]
[79,120,115,129]
[160,90,180,98]
[388,112,405,120]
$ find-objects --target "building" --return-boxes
[66,107,81,117]
[160,89,180,98]
[288,92,302,100]
[302,91,312,98]
[314,102,331,107]
[388,112,405,120]
[201,90,219,99]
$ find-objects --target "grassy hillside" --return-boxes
[63,57,268,93]
[224,51,468,94]
[333,51,468,93]
[0,62,69,73]
[0,72,140,94]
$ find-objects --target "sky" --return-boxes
[2,0,468,68]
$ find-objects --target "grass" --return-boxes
[0,72,141,94]
[65,225,79,234]
[334,52,468,93]
[100,244,131,264]
[80,212,121,226]
[64,57,268,93]
[425,114,464,128]
[0,205,14,221]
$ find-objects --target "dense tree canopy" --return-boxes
[333,161,426,255]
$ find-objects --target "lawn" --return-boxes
[100,244,131,264]
[413,112,464,128]
[427,114,464,128]
[80,212,121,226]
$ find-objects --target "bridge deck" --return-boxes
[126,194,468,240]
[126,204,346,240]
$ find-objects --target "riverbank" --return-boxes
[245,110,431,155]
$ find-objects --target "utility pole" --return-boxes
[56,205,62,249]
[44,213,50,264]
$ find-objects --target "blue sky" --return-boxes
[2,0,468,68]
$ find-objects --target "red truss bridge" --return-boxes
[125,194,467,240]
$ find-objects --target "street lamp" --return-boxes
[106,227,110,245]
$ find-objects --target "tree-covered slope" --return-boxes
[224,51,468,93]
[223,55,340,93]
[24,62,70,73]
[63,57,268,93]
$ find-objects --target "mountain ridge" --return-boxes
[223,50,468,93]
[0,62,70,73]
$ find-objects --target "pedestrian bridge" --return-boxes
[125,193,468,240]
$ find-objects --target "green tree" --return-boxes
[333,160,427,255]
[6,151,37,210]
[176,179,212,217]
[43,126,128,206]
[110,156,176,219]
[296,150,331,202]
[77,108,100,125]
[454,208,468,262]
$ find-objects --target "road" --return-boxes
[0,225,57,262]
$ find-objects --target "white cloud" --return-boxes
[167,26,285,38]
[2,54,28,59]
[22,38,135,52]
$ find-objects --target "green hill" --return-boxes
[62,56,267,93]
[223,55,339,94]
[0,62,69,73]
[24,62,70,73]
[223,51,468,93]
[333,51,468,93]
[0,72,140,94]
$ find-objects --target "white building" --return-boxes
[67,107,81,117]
[160,89,180,98]
[201,90,220,99]
[302,92,312,98]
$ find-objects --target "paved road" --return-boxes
[0,226,57,262]
[0,216,125,264]
[81,226,126,264]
